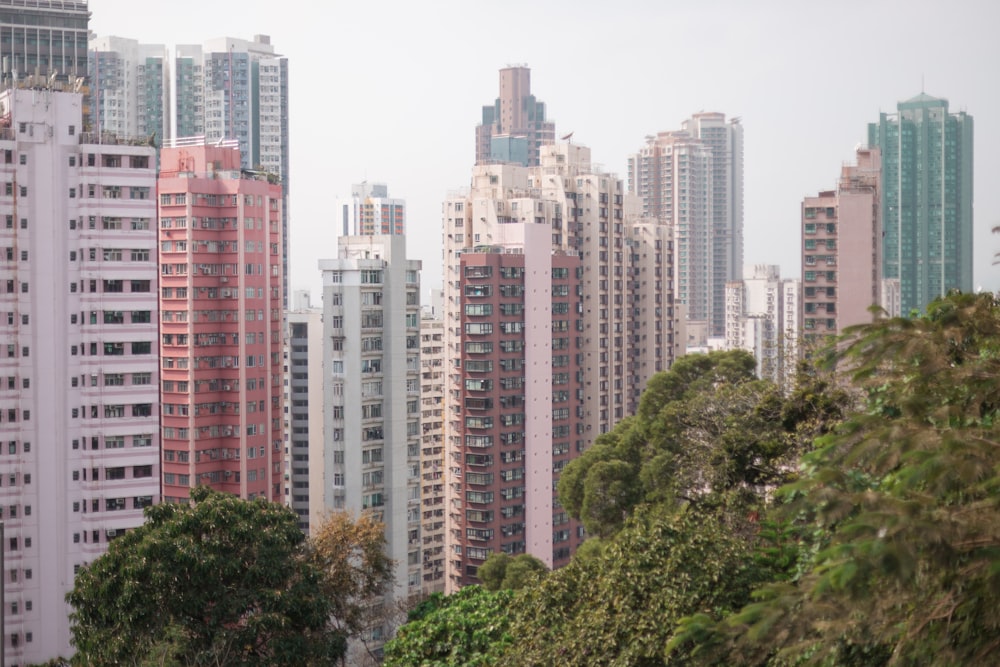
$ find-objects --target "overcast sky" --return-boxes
[89,0,1000,300]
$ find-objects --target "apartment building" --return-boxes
[629,114,744,337]
[285,290,322,532]
[442,140,681,589]
[157,140,284,503]
[419,314,446,593]
[0,86,159,665]
[801,147,882,338]
[318,235,423,603]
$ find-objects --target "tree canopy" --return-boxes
[68,488,391,666]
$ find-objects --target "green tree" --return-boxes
[383,586,513,667]
[478,552,547,591]
[559,350,817,537]
[499,506,774,666]
[707,293,1000,666]
[68,488,345,666]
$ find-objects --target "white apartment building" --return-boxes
[0,87,160,664]
[724,264,799,386]
[88,36,170,141]
[318,235,422,601]
[419,315,446,594]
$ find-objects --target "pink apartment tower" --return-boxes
[158,141,284,502]
[801,147,882,339]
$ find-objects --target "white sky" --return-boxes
[89,0,1000,300]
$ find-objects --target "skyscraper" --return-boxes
[157,140,284,504]
[0,0,89,79]
[801,147,883,338]
[475,66,555,167]
[0,86,160,664]
[442,141,682,589]
[88,36,169,142]
[629,114,744,338]
[868,93,973,313]
[419,312,446,594]
[286,290,322,533]
[90,33,292,305]
[318,235,423,599]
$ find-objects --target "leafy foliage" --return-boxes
[559,350,826,537]
[703,293,1000,666]
[382,586,513,666]
[306,510,394,636]
[67,488,382,666]
[477,552,548,591]
[499,506,776,666]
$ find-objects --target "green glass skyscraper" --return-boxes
[868,93,973,314]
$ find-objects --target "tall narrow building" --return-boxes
[724,265,799,384]
[0,86,160,664]
[801,146,882,339]
[629,114,743,338]
[157,140,284,503]
[318,235,423,599]
[419,313,446,593]
[868,93,973,313]
[475,66,555,167]
[285,290,322,533]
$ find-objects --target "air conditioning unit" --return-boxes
[107,529,117,537]
[224,471,232,478]
[220,277,229,283]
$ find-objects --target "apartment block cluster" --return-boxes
[0,2,977,664]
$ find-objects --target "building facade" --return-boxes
[724,265,799,384]
[801,147,882,338]
[336,182,406,236]
[285,290,322,533]
[157,140,284,504]
[475,66,555,167]
[0,1,89,79]
[0,86,160,665]
[868,93,973,314]
[90,33,291,306]
[88,36,169,142]
[442,140,682,589]
[629,114,744,338]
[419,314,446,593]
[318,235,423,601]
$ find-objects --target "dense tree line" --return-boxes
[386,292,1000,666]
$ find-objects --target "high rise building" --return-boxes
[285,290,322,533]
[475,66,555,167]
[335,182,406,236]
[724,265,798,384]
[88,36,169,142]
[868,93,973,314]
[442,140,682,589]
[419,313,446,594]
[0,1,89,79]
[629,114,744,337]
[0,86,160,664]
[801,147,883,338]
[318,234,423,602]
[157,140,284,504]
[90,33,291,306]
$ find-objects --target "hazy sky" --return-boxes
[89,0,1000,299]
